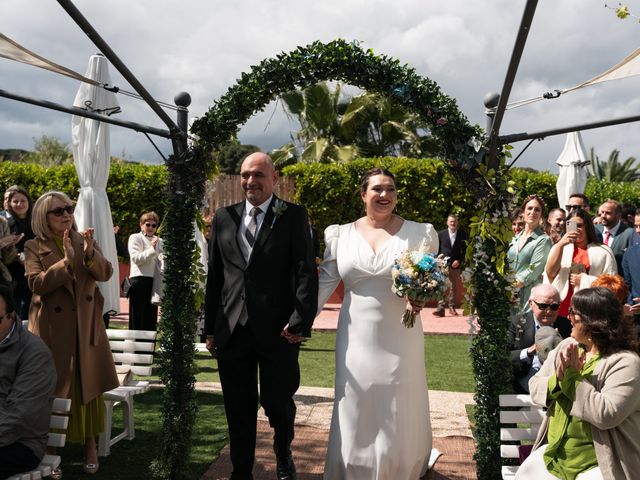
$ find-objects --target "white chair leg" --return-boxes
[123,395,135,440]
[99,400,115,456]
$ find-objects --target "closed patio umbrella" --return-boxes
[555,132,590,211]
[71,54,121,316]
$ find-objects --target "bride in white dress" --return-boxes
[318,168,440,479]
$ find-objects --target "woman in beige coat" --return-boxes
[25,191,118,475]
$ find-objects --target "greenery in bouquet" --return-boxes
[391,247,450,328]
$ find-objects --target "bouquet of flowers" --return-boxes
[391,242,450,328]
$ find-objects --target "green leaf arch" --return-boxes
[191,39,485,182]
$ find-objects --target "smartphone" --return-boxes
[566,220,577,233]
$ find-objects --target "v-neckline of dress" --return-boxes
[353,220,406,256]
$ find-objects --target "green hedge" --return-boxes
[509,168,640,210]
[283,157,475,232]
[4,159,640,242]
[0,161,169,238]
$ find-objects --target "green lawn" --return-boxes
[185,332,475,393]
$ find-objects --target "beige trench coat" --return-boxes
[25,229,119,404]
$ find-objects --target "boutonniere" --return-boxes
[271,199,288,227]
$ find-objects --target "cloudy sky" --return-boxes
[2,0,640,172]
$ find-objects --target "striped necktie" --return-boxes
[245,207,261,246]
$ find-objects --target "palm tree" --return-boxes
[271,83,436,165]
[271,83,357,165]
[589,148,640,181]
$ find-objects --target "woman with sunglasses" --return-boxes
[544,208,617,320]
[517,287,640,479]
[5,185,35,320]
[25,191,118,475]
[507,194,552,312]
[127,211,163,331]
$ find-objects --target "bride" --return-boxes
[318,167,439,479]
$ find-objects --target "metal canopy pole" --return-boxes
[56,0,183,154]
[499,113,640,143]
[487,0,538,166]
[0,88,173,139]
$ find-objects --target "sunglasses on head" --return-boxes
[144,222,157,228]
[531,299,560,311]
[565,204,583,210]
[47,205,75,216]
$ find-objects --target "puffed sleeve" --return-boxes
[422,222,439,254]
[317,224,341,314]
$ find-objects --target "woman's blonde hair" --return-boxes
[31,191,77,240]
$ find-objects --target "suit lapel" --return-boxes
[226,203,247,268]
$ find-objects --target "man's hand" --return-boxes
[526,344,537,357]
[281,326,304,344]
[451,260,460,269]
[205,335,218,358]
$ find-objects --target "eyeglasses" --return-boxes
[565,204,584,211]
[532,300,560,311]
[47,205,75,216]
[144,223,157,228]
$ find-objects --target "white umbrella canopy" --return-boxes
[555,132,590,211]
[71,54,121,316]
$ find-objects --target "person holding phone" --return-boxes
[544,208,617,319]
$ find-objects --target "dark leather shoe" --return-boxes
[433,309,445,317]
[276,455,297,480]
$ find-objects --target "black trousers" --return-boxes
[0,442,40,478]
[217,323,300,479]
[128,276,158,331]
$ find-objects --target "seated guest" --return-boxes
[517,287,640,479]
[0,286,56,478]
[508,284,572,393]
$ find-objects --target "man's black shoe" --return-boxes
[276,455,297,480]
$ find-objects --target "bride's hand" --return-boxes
[407,297,426,313]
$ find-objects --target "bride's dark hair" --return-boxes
[360,168,396,193]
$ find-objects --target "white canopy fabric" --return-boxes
[0,32,99,86]
[72,55,121,316]
[493,46,640,111]
[555,132,590,210]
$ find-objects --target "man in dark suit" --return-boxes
[435,214,467,316]
[595,199,634,275]
[204,152,318,480]
[507,284,571,393]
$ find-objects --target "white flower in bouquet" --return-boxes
[391,239,451,328]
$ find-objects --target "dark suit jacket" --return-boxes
[437,228,467,266]
[596,222,634,274]
[204,196,318,349]
[507,311,572,381]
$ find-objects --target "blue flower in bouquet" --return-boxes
[417,254,436,272]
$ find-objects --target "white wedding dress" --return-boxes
[318,220,440,480]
